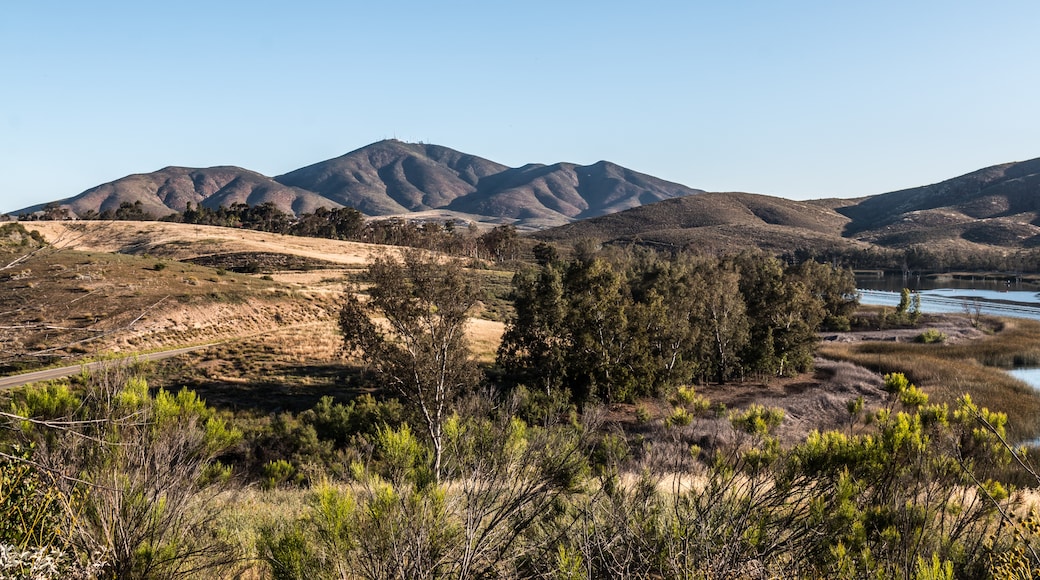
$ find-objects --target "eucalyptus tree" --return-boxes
[339,250,481,483]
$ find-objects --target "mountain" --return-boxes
[274,140,509,215]
[18,140,702,228]
[20,166,339,218]
[15,143,1040,253]
[836,158,1040,248]
[274,140,704,228]
[445,160,702,229]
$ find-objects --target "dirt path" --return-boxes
[0,343,221,390]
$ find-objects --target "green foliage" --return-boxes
[499,251,853,403]
[301,394,404,449]
[730,404,785,437]
[9,381,81,434]
[373,423,431,488]
[665,406,693,428]
[883,372,930,408]
[897,287,912,315]
[634,404,651,424]
[554,544,586,580]
[259,524,322,580]
[5,372,241,579]
[261,460,298,491]
[340,251,481,482]
[0,447,71,551]
[917,329,948,344]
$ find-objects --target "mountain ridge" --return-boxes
[18,140,703,229]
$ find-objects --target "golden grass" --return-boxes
[468,318,505,363]
[23,220,406,266]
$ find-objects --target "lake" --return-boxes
[856,272,1040,321]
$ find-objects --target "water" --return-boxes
[857,285,1040,388]
[1008,368,1040,390]
[855,272,1038,293]
[857,277,1040,437]
[856,272,1040,319]
[857,288,1040,321]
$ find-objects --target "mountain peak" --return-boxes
[18,141,702,228]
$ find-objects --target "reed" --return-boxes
[819,319,1040,442]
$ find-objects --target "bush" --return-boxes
[262,460,298,490]
[917,329,948,344]
[7,372,242,579]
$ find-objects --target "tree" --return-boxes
[695,263,749,383]
[497,264,568,396]
[339,251,481,483]
[562,257,634,402]
[478,225,519,262]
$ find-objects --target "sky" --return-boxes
[2,1,1039,213]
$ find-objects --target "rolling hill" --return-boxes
[836,158,1040,249]
[531,191,868,255]
[34,166,339,219]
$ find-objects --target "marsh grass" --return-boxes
[819,318,1040,441]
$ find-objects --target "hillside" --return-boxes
[838,157,1040,248]
[22,166,338,219]
[13,146,1040,254]
[534,157,1040,256]
[532,191,868,254]
[274,140,510,215]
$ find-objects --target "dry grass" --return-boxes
[468,318,505,363]
[819,318,1040,441]
[22,220,406,266]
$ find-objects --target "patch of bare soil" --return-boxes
[820,314,985,345]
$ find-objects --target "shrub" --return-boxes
[7,372,242,579]
[917,329,948,344]
[634,404,652,424]
[665,406,692,428]
[262,460,298,491]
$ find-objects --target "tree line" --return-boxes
[498,247,858,403]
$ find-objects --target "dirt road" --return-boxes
[0,344,219,390]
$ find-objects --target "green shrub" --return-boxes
[634,404,651,424]
[824,314,852,332]
[262,460,297,491]
[917,329,948,344]
[665,406,692,428]
[258,524,320,580]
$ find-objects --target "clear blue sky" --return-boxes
[3,1,1039,213]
